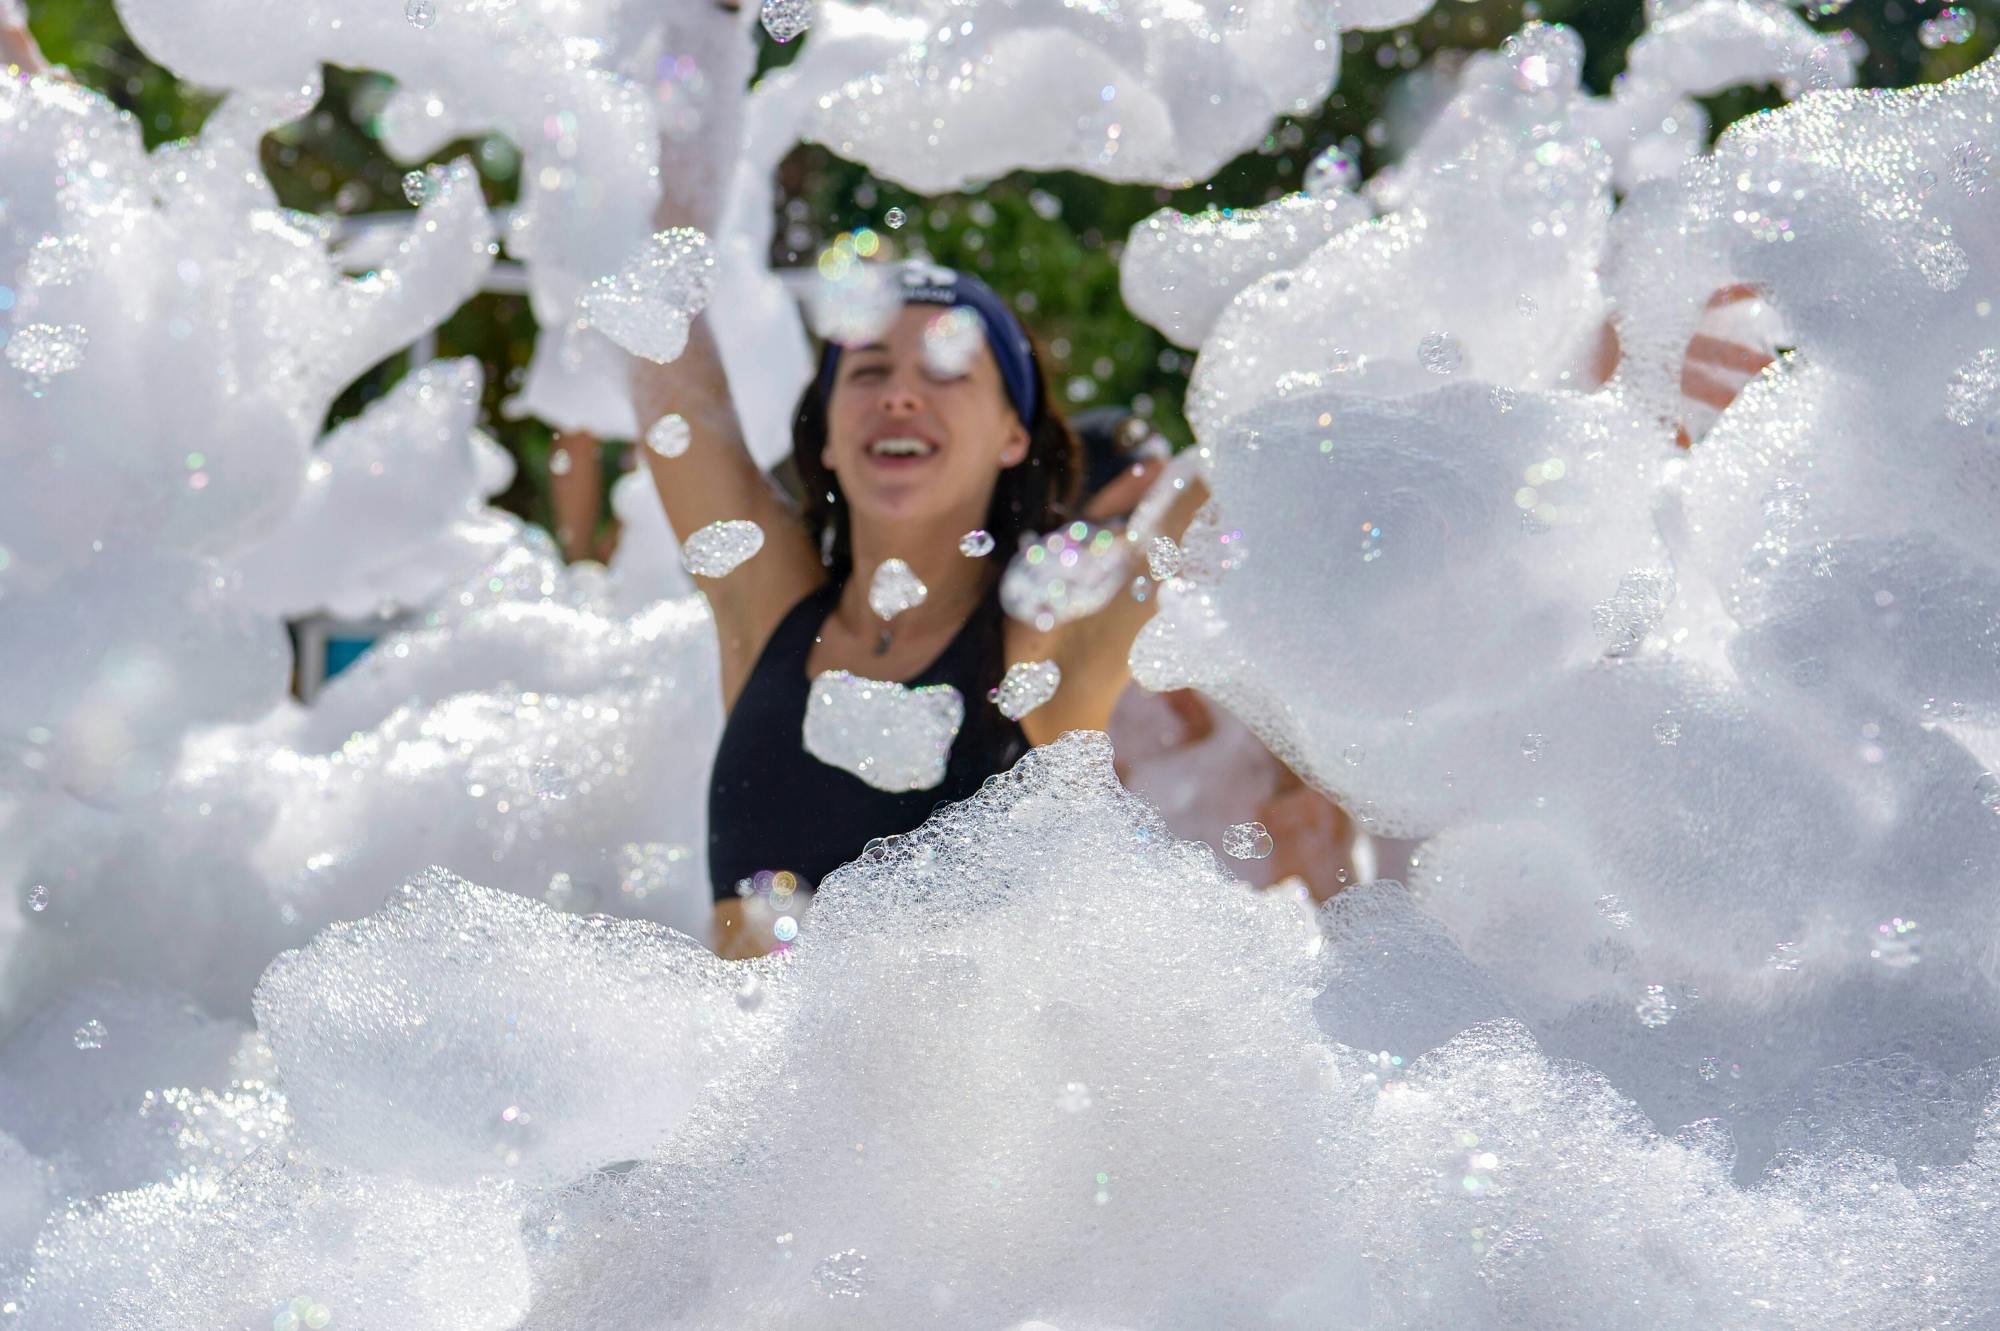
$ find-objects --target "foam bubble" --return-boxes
[681,519,764,578]
[644,413,693,459]
[992,659,1061,722]
[802,671,964,792]
[578,229,716,365]
[867,558,928,621]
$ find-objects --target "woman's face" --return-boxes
[822,302,1031,537]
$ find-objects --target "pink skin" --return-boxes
[822,304,1030,543]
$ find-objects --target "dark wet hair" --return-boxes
[790,330,1083,588]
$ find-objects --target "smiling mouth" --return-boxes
[866,436,939,460]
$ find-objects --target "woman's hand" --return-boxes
[1255,770,1355,904]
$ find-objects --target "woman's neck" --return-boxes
[839,517,993,643]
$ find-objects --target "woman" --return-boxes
[634,250,1202,957]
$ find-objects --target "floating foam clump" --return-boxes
[803,672,964,791]
[1121,190,1372,350]
[763,0,1341,192]
[579,228,717,364]
[1183,34,1616,432]
[228,359,517,619]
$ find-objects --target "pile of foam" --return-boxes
[14,739,2000,1327]
[0,71,720,1029]
[1135,18,2000,1185]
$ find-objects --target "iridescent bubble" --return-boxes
[26,884,48,912]
[405,0,437,29]
[812,1249,868,1298]
[761,0,814,43]
[884,206,908,230]
[959,528,995,558]
[1919,6,1976,48]
[1976,771,2000,816]
[73,1019,106,1050]
[547,448,573,477]
[1341,743,1365,767]
[1147,536,1182,581]
[1303,145,1360,197]
[773,915,799,944]
[869,558,928,621]
[1502,22,1583,94]
[272,1295,334,1331]
[1520,733,1547,762]
[1417,331,1463,375]
[922,307,985,379]
[1868,917,1922,968]
[1652,716,1683,746]
[401,169,431,206]
[645,412,692,458]
[1222,821,1274,860]
[681,519,765,578]
[1001,521,1129,628]
[810,259,900,347]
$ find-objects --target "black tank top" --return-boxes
[707,580,1029,902]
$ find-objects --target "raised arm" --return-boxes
[2,1,49,73]
[635,0,823,710]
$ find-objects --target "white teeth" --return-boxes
[869,437,935,457]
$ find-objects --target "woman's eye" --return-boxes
[846,364,887,381]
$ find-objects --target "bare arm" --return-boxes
[2,2,49,73]
[635,0,822,710]
[632,321,823,710]
[1020,463,1211,743]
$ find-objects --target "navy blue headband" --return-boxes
[816,260,1040,428]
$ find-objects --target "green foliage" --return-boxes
[26,0,1996,544]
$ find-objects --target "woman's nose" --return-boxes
[878,380,925,414]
